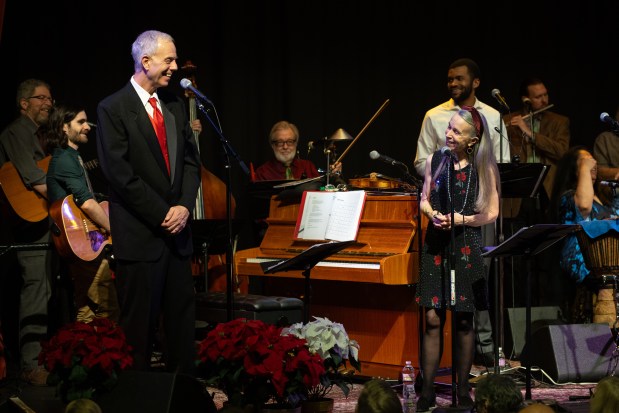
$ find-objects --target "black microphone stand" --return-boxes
[194,97,250,321]
[447,153,458,407]
[448,154,460,407]
[495,104,510,374]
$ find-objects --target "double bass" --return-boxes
[182,60,247,293]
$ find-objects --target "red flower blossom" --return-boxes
[196,318,325,408]
[460,246,471,256]
[434,255,442,266]
[38,318,133,402]
[456,172,467,182]
[432,296,439,306]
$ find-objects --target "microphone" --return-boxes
[87,122,97,128]
[491,88,510,111]
[600,112,619,130]
[600,180,619,188]
[307,141,314,157]
[522,97,532,107]
[180,78,213,104]
[440,146,455,158]
[369,150,406,167]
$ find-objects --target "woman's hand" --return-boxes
[432,212,450,230]
[432,212,466,230]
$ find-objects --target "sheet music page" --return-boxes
[294,191,336,240]
[324,191,366,241]
[294,190,366,241]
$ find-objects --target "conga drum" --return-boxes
[575,221,619,328]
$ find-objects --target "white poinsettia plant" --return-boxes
[283,316,361,399]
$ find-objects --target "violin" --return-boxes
[348,172,403,190]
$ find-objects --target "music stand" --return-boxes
[492,163,550,373]
[499,163,549,199]
[190,219,241,292]
[481,224,579,399]
[0,242,52,257]
[262,240,355,323]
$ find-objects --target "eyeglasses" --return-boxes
[271,139,297,148]
[27,95,55,104]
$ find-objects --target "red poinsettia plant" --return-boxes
[196,318,325,408]
[38,318,133,402]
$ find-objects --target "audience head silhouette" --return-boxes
[356,379,402,413]
[590,375,619,413]
[474,374,523,413]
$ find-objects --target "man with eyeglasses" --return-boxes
[0,78,56,385]
[254,120,320,181]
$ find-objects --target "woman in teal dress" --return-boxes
[549,146,619,322]
[415,107,500,411]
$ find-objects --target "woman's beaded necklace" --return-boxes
[446,159,473,214]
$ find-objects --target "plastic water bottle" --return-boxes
[498,347,506,371]
[402,360,416,413]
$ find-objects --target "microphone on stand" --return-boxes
[307,141,314,157]
[180,78,213,105]
[369,150,407,168]
[440,146,457,159]
[522,97,532,110]
[600,180,619,188]
[491,88,510,111]
[600,112,619,130]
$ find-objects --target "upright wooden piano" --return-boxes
[235,192,452,378]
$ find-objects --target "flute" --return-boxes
[522,104,554,120]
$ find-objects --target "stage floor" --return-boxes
[0,361,594,413]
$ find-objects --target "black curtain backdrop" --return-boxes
[1,0,618,248]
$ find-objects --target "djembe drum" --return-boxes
[575,222,619,329]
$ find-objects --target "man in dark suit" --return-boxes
[96,30,201,374]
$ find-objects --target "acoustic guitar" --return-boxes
[49,194,111,262]
[0,156,51,222]
[0,157,100,223]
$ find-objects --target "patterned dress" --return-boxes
[415,151,488,312]
[558,189,619,283]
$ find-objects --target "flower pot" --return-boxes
[260,405,302,413]
[301,398,334,413]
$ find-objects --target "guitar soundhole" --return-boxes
[88,231,107,251]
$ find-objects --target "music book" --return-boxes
[293,190,366,241]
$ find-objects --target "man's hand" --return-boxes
[330,161,343,174]
[509,114,532,138]
[161,205,190,235]
[190,119,202,133]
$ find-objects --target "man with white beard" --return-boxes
[254,120,321,181]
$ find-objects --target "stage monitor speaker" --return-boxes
[521,323,616,382]
[504,306,563,358]
[97,371,217,413]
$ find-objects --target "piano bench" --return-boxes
[195,291,304,326]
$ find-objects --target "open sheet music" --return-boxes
[293,190,366,241]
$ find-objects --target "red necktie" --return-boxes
[148,97,170,174]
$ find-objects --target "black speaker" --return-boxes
[504,306,563,358]
[521,323,616,382]
[97,371,217,413]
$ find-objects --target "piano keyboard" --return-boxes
[245,257,381,270]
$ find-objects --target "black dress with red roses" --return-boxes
[415,151,489,312]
